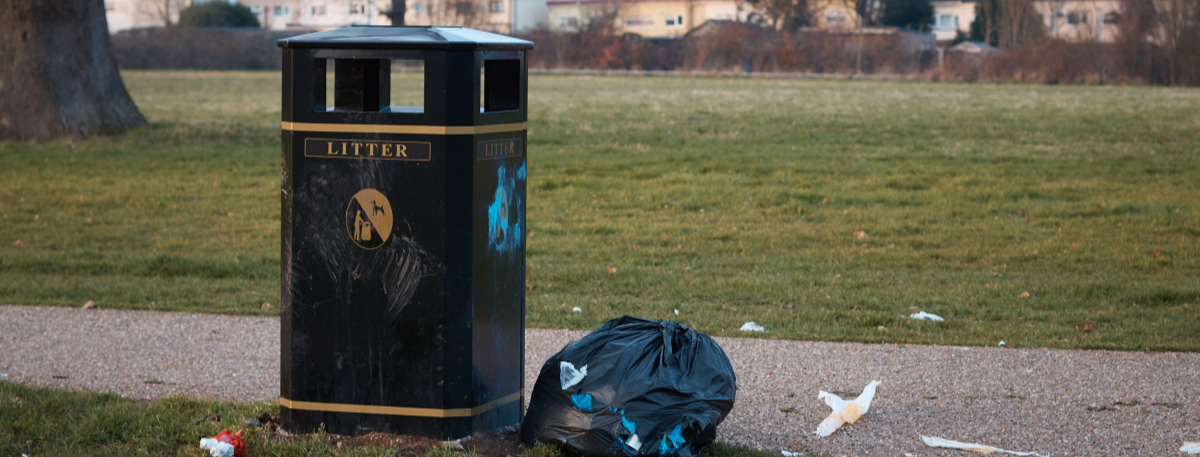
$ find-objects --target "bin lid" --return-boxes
[278,26,534,51]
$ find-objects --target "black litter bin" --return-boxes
[277,26,533,440]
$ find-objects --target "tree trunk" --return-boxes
[0,0,146,140]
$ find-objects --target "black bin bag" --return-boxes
[521,316,737,457]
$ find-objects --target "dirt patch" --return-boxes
[327,431,445,455]
[458,429,522,457]
[271,425,523,457]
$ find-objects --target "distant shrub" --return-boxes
[178,1,260,28]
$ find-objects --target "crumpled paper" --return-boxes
[814,380,881,437]
[921,435,1049,456]
[909,311,944,321]
[1181,442,1200,454]
[560,361,587,389]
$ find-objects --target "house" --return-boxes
[237,0,391,30]
[546,0,740,39]
[806,0,859,29]
[104,0,187,32]
[105,0,545,35]
[930,0,975,44]
[930,1,1124,45]
[1032,0,1122,43]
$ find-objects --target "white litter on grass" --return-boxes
[199,438,235,457]
[781,451,801,457]
[999,341,1007,346]
[1181,442,1200,454]
[572,307,582,312]
[560,362,588,390]
[921,435,1049,456]
[909,311,944,321]
[814,380,881,437]
[740,322,766,332]
[674,309,679,315]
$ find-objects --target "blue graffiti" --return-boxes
[487,162,525,256]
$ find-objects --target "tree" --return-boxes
[852,0,883,26]
[0,0,146,140]
[968,0,1043,49]
[746,0,810,30]
[383,0,407,26]
[178,1,261,27]
[879,0,932,31]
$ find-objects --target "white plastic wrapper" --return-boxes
[572,307,582,312]
[740,322,766,332]
[560,361,587,389]
[909,311,944,321]
[199,438,234,457]
[814,380,881,437]
[781,451,801,456]
[1181,442,1200,454]
[626,434,642,451]
[921,435,1049,456]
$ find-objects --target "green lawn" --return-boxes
[1,71,1199,351]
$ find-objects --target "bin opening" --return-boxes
[313,58,424,113]
[482,59,520,112]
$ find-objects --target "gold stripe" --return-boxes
[280,390,523,418]
[282,121,526,135]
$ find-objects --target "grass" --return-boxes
[1,71,1199,351]
[0,381,785,457]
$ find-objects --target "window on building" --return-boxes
[626,15,653,28]
[558,16,579,28]
[1104,11,1119,24]
[489,1,503,13]
[665,14,684,27]
[310,6,327,15]
[350,3,366,14]
[1067,11,1088,25]
[935,14,959,29]
[824,9,846,25]
[273,5,289,16]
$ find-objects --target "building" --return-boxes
[930,0,975,43]
[104,0,188,32]
[105,0,545,35]
[237,0,391,30]
[1033,0,1121,43]
[806,0,859,29]
[546,0,740,38]
[930,1,1124,45]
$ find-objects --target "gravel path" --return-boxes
[2,304,1198,456]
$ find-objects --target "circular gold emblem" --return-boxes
[345,188,393,250]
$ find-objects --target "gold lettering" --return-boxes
[341,142,348,155]
[352,143,362,156]
[398,144,407,157]
[382,144,392,157]
[327,142,337,155]
[368,143,378,157]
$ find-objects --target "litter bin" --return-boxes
[277,26,533,440]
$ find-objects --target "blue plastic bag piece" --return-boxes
[658,424,686,455]
[571,393,594,412]
[621,416,637,434]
